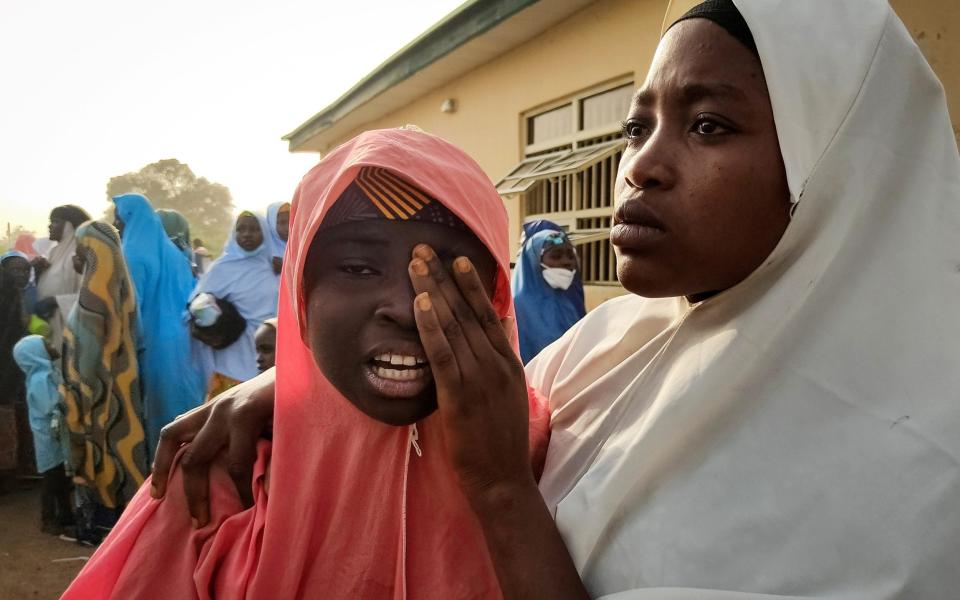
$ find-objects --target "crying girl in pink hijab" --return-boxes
[62,128,550,599]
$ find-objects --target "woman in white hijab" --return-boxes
[150,0,960,597]
[33,205,90,351]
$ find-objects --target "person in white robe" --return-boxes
[33,205,90,352]
[526,1,960,597]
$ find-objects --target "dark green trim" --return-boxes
[283,0,540,150]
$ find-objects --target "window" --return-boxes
[527,104,573,146]
[497,79,633,285]
[580,84,634,131]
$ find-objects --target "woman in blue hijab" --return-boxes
[511,228,586,364]
[114,193,206,456]
[190,211,279,396]
[265,202,290,274]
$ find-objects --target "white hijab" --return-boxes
[528,1,960,597]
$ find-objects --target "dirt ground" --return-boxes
[0,480,93,600]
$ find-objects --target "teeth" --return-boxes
[375,353,427,366]
[374,366,427,381]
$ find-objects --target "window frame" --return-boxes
[522,77,635,155]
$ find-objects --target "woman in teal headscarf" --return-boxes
[156,208,194,270]
[114,194,206,455]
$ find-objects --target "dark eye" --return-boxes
[340,264,377,276]
[621,119,651,141]
[692,117,730,136]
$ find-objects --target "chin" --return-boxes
[355,394,438,427]
[616,258,681,298]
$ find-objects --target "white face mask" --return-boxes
[540,264,576,290]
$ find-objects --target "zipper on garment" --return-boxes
[398,423,422,599]
[409,423,422,457]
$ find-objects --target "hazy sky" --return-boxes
[0,0,463,237]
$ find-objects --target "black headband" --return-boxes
[670,0,758,57]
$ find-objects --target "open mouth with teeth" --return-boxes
[364,352,433,398]
[371,353,429,380]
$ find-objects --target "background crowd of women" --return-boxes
[0,197,293,543]
[0,194,586,546]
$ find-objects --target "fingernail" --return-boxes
[411,259,428,276]
[454,257,471,274]
[416,293,432,311]
[191,518,200,529]
[413,244,432,260]
[150,483,160,499]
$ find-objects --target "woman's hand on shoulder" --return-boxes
[151,367,276,527]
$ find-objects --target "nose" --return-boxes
[619,130,676,192]
[373,275,418,330]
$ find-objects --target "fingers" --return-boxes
[413,292,461,394]
[181,458,211,528]
[151,407,206,499]
[409,248,479,374]
[451,257,515,359]
[226,419,260,508]
[178,405,231,527]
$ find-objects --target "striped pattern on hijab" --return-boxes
[320,167,468,231]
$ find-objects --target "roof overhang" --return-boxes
[283,0,597,153]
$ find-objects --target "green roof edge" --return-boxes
[282,0,541,151]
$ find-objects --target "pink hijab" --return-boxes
[13,233,37,259]
[64,128,549,599]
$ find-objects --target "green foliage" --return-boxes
[106,159,234,254]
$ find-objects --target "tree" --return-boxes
[106,159,234,254]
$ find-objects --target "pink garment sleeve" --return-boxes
[528,385,551,482]
[61,448,255,600]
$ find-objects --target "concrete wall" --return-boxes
[321,0,960,309]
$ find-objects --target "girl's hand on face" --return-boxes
[408,244,535,503]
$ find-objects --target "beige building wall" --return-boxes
[321,0,960,309]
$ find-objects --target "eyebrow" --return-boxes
[632,82,749,108]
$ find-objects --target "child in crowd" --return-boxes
[64,128,550,598]
[12,335,74,536]
[254,318,277,373]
